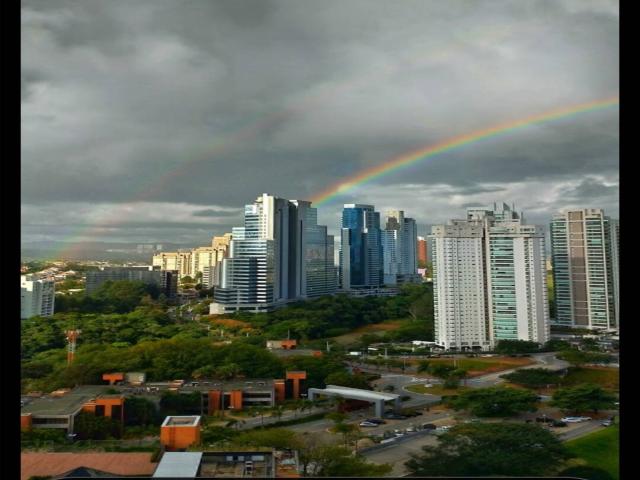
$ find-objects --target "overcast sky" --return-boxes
[21,0,619,247]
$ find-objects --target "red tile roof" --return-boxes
[21,452,158,480]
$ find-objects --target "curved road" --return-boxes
[352,352,570,405]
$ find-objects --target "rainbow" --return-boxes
[311,96,619,206]
[51,24,521,259]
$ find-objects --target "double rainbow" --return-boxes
[311,96,619,206]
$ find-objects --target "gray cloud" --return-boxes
[21,0,618,246]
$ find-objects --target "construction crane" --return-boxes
[65,330,81,365]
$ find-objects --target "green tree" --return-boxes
[324,371,371,390]
[124,396,160,426]
[500,368,562,388]
[543,339,571,352]
[74,412,121,440]
[405,423,569,477]
[428,363,456,379]
[558,349,612,367]
[448,387,538,417]
[416,360,430,373]
[312,445,392,477]
[551,384,617,414]
[494,339,541,354]
[233,428,302,450]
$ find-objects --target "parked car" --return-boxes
[406,425,416,432]
[561,416,591,423]
[421,423,437,430]
[551,420,567,428]
[365,418,386,425]
[359,421,378,427]
[601,419,613,427]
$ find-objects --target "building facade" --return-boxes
[487,222,549,344]
[340,204,384,290]
[210,194,336,314]
[429,203,549,351]
[430,221,490,351]
[417,236,428,266]
[550,209,618,330]
[21,275,55,319]
[381,210,420,285]
[152,251,193,278]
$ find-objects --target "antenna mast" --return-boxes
[65,330,81,365]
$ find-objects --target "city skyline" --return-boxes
[22,0,618,250]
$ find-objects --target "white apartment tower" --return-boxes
[430,221,490,351]
[429,203,549,351]
[21,274,55,319]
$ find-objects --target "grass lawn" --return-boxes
[411,356,535,377]
[565,425,619,480]
[405,383,471,396]
[561,367,619,391]
[331,319,409,345]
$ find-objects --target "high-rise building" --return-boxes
[382,210,420,285]
[210,194,336,314]
[85,266,176,298]
[21,275,55,319]
[152,251,193,278]
[430,221,489,351]
[609,219,619,328]
[487,221,549,344]
[429,203,549,351]
[550,209,618,330]
[417,236,428,266]
[340,204,383,290]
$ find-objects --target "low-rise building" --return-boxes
[160,416,202,451]
[21,452,158,480]
[20,385,124,434]
[152,449,300,478]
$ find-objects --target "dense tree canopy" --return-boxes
[55,280,159,314]
[405,423,569,477]
[448,387,538,417]
[233,284,434,341]
[494,339,541,354]
[557,349,613,367]
[551,384,617,414]
[500,368,562,388]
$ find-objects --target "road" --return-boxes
[361,432,439,477]
[360,418,611,477]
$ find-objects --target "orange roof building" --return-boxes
[21,452,157,480]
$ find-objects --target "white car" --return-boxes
[359,421,378,427]
[561,416,591,423]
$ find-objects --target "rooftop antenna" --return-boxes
[65,330,81,365]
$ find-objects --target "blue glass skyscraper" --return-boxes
[340,204,384,289]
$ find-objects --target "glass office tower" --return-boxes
[340,204,384,290]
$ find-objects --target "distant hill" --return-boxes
[21,241,195,262]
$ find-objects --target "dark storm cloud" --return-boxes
[21,0,618,245]
[192,209,242,218]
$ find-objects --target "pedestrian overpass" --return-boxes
[307,385,401,417]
